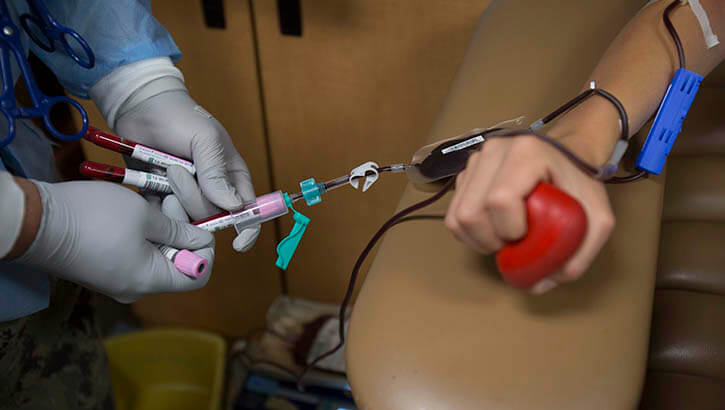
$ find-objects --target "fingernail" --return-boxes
[530,279,558,295]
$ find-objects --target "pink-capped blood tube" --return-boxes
[158,245,209,278]
[194,191,289,232]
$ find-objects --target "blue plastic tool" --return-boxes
[636,68,703,174]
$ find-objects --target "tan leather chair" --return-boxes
[345,0,724,408]
[638,74,725,408]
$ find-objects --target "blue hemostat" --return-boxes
[636,68,703,174]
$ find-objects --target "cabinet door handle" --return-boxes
[277,0,302,36]
[201,0,226,29]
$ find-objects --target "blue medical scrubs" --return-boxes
[0,2,184,408]
[0,0,181,321]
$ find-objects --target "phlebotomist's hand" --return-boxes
[90,57,260,252]
[11,178,214,303]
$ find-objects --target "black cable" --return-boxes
[607,170,648,184]
[296,178,456,388]
[664,0,686,69]
[488,84,641,183]
[393,214,446,225]
[486,128,599,176]
[489,128,648,184]
[539,89,596,126]
[539,87,628,142]
[592,88,630,142]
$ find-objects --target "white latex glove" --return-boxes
[16,180,214,303]
[90,57,260,252]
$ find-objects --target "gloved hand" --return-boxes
[90,57,260,252]
[16,180,214,303]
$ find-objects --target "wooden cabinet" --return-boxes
[251,0,490,302]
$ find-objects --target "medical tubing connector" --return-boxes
[514,82,638,182]
[300,178,326,206]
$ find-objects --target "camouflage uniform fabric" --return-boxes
[0,279,114,410]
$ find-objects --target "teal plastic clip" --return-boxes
[275,193,310,270]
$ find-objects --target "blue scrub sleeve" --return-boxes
[29,0,182,98]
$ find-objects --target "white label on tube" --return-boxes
[131,145,196,175]
[196,209,258,232]
[441,135,484,154]
[123,169,173,193]
[158,245,178,261]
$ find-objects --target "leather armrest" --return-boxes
[346,1,663,409]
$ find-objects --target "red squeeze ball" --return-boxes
[495,183,587,289]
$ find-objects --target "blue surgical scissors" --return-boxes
[20,0,94,69]
[0,0,93,148]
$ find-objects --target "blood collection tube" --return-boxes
[159,190,288,277]
[194,191,289,232]
[158,245,209,278]
[80,161,173,193]
[83,127,196,175]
